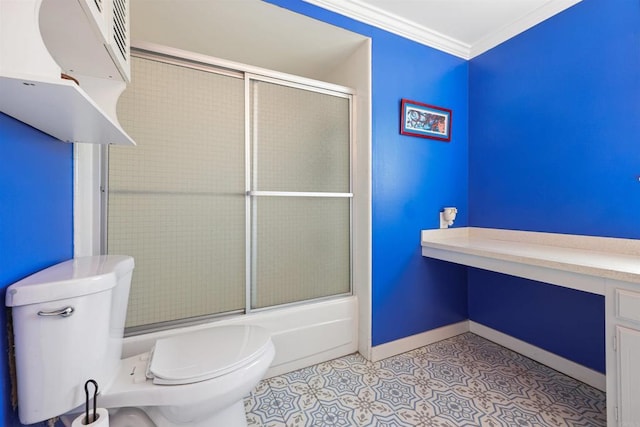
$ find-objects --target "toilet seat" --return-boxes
[146,325,272,385]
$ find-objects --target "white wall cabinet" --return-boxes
[0,0,134,145]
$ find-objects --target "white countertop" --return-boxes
[421,228,640,295]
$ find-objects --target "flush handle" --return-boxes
[37,306,74,318]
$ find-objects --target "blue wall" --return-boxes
[0,113,74,426]
[469,0,640,237]
[266,0,470,346]
[468,0,640,373]
[468,269,605,372]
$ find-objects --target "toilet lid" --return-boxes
[147,325,272,385]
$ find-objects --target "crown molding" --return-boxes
[470,0,581,58]
[302,0,581,60]
[302,0,471,59]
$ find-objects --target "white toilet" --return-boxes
[5,255,275,426]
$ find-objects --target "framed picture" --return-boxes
[400,99,452,141]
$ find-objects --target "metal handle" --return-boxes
[37,306,74,318]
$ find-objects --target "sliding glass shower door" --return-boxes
[110,56,246,329]
[109,53,352,332]
[248,79,352,309]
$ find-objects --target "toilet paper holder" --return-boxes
[84,379,99,424]
[71,379,108,426]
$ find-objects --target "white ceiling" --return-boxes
[130,0,369,81]
[130,0,581,81]
[303,0,581,58]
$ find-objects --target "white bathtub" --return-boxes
[121,296,359,377]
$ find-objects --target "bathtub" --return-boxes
[121,296,359,377]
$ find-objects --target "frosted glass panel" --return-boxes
[111,56,245,328]
[113,57,244,195]
[251,81,350,193]
[252,197,350,309]
[108,193,245,327]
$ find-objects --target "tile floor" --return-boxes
[244,333,606,426]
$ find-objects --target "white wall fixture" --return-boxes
[0,0,134,145]
[439,207,457,229]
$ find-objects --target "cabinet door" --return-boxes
[617,325,640,425]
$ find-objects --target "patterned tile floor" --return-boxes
[244,333,606,427]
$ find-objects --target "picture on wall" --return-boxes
[400,99,452,141]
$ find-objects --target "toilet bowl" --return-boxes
[6,256,274,427]
[103,325,275,426]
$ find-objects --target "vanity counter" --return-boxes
[421,227,640,295]
[422,227,640,425]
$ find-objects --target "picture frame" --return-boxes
[400,99,452,141]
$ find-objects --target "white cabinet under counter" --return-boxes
[421,227,640,426]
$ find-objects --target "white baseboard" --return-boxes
[469,321,606,391]
[370,321,469,362]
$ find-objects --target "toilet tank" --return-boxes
[5,255,134,425]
